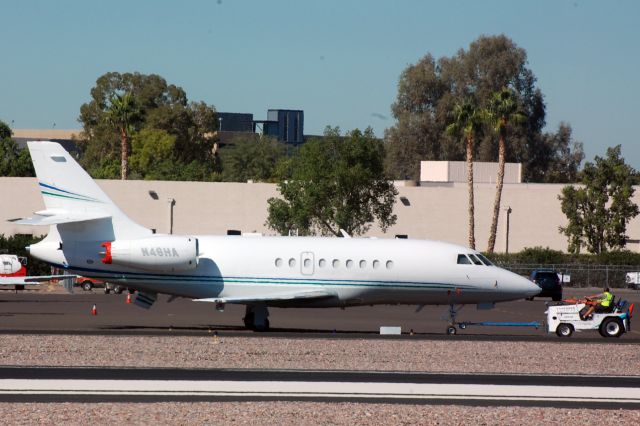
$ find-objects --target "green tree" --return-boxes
[267,127,398,236]
[78,72,218,180]
[130,128,176,179]
[106,92,139,180]
[485,88,525,253]
[0,120,11,140]
[221,135,286,182]
[0,120,34,177]
[446,101,484,249]
[559,146,639,254]
[528,123,584,183]
[385,35,548,181]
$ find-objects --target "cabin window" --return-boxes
[469,254,484,265]
[457,254,472,265]
[288,258,296,267]
[476,254,494,266]
[275,258,283,267]
[386,260,394,269]
[359,260,366,268]
[304,258,311,268]
[332,259,340,268]
[346,259,354,268]
[319,258,326,267]
[372,260,380,269]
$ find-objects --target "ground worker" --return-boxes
[581,287,613,320]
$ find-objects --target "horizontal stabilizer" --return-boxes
[194,289,336,305]
[8,209,111,226]
[0,274,76,285]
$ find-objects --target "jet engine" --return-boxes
[100,236,198,272]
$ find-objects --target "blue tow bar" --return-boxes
[459,321,541,329]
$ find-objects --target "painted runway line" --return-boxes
[1,379,640,405]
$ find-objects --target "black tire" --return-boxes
[552,295,562,302]
[243,313,255,330]
[113,285,124,294]
[600,317,624,338]
[556,323,573,337]
[446,326,457,335]
[81,281,93,292]
[526,297,534,301]
[255,319,270,332]
[104,287,110,294]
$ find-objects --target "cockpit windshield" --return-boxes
[456,254,472,265]
[469,254,484,265]
[476,254,494,266]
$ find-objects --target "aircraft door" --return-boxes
[300,252,314,275]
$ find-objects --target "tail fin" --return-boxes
[21,141,151,240]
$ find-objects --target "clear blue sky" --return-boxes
[1,0,639,167]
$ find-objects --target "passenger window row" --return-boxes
[275,258,394,270]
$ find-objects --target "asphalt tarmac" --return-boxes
[1,286,638,341]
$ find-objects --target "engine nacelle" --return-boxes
[100,236,198,272]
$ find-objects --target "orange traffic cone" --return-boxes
[91,304,97,316]
[126,293,132,304]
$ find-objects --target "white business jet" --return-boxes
[11,141,539,334]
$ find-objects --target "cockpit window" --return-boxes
[457,254,472,265]
[469,254,484,265]
[476,254,494,266]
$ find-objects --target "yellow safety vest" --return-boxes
[600,292,613,307]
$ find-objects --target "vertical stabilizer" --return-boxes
[27,141,151,240]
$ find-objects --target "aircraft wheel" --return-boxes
[600,318,623,338]
[556,323,573,337]
[104,287,110,294]
[255,319,270,332]
[446,326,457,335]
[243,313,255,330]
[81,281,93,292]
[459,323,467,330]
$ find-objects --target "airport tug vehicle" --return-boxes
[546,297,634,338]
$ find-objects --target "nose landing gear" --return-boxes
[445,304,463,335]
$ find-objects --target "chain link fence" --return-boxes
[497,263,639,289]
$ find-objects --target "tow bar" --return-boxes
[458,321,541,330]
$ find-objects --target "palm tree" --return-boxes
[107,92,137,180]
[446,101,483,249]
[485,88,524,253]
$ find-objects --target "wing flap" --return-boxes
[8,209,111,226]
[194,289,336,304]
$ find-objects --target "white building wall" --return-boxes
[2,177,640,253]
[420,161,522,184]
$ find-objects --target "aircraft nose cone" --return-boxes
[522,277,541,297]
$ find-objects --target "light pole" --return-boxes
[168,198,176,234]
[505,206,512,254]
[218,117,223,132]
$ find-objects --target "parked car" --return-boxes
[76,276,107,292]
[528,269,563,301]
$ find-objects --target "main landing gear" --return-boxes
[243,305,270,331]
